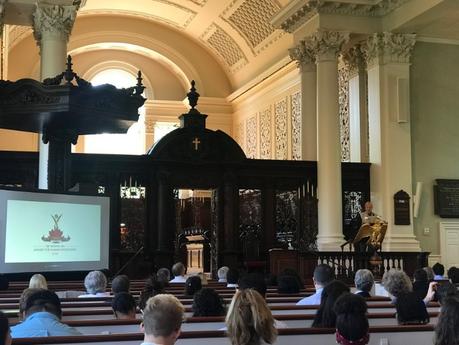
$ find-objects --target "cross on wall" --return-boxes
[192,137,201,151]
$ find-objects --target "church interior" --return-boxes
[0,0,458,344]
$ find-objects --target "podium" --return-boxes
[268,248,298,276]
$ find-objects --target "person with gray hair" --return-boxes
[217,266,229,283]
[354,269,374,298]
[79,271,110,298]
[157,268,171,286]
[170,262,187,283]
[381,269,412,301]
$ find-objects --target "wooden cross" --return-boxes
[192,137,201,151]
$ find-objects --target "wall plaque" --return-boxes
[434,179,459,218]
[394,190,410,225]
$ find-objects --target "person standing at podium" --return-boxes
[351,201,378,253]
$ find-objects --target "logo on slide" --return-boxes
[41,214,70,243]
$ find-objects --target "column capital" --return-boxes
[289,41,315,72]
[144,118,156,134]
[32,3,78,46]
[363,32,416,67]
[0,0,6,33]
[306,30,349,62]
[342,44,365,77]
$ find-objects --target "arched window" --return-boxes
[82,69,145,155]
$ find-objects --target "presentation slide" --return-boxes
[0,189,110,273]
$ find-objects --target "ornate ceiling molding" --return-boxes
[363,32,416,66]
[273,0,409,34]
[33,3,78,45]
[342,44,365,77]
[289,40,315,70]
[305,30,349,62]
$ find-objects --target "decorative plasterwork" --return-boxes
[222,0,282,55]
[260,107,272,159]
[246,115,257,158]
[236,121,245,149]
[33,4,79,44]
[289,40,315,69]
[342,44,365,77]
[338,62,350,162]
[201,23,248,72]
[0,0,6,32]
[363,32,416,66]
[306,30,350,61]
[274,0,409,34]
[275,98,288,160]
[186,0,208,6]
[291,92,301,161]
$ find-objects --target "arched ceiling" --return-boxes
[6,0,294,94]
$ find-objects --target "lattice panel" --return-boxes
[275,99,288,160]
[236,121,245,151]
[291,92,301,160]
[260,108,272,159]
[227,0,280,49]
[245,115,257,158]
[206,24,246,67]
[339,65,350,162]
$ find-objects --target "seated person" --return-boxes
[79,270,110,298]
[111,274,130,294]
[192,288,225,317]
[112,292,137,320]
[11,289,81,337]
[139,275,165,311]
[226,268,239,288]
[334,293,369,345]
[434,296,459,345]
[423,266,435,281]
[395,291,430,325]
[447,266,459,287]
[156,268,171,287]
[225,289,277,345]
[217,266,229,283]
[312,280,350,328]
[169,262,187,283]
[184,276,202,297]
[354,269,374,298]
[297,264,335,305]
[412,268,430,300]
[282,268,303,290]
[277,275,300,294]
[18,288,41,321]
[29,274,47,289]
[140,294,184,345]
[0,311,11,345]
[435,282,458,305]
[433,263,446,280]
[381,269,413,302]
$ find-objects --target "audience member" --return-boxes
[139,275,165,311]
[277,275,300,294]
[334,293,369,345]
[170,262,187,283]
[29,274,47,289]
[381,269,412,301]
[184,276,202,297]
[395,291,429,325]
[423,266,435,281]
[297,264,334,305]
[412,268,430,300]
[217,266,229,283]
[447,266,459,286]
[140,294,184,345]
[156,268,171,287]
[111,292,137,320]
[282,268,303,290]
[11,289,81,337]
[433,263,446,280]
[312,280,350,328]
[80,270,109,297]
[226,289,277,345]
[111,274,130,294]
[197,272,208,285]
[434,296,459,345]
[435,282,458,305]
[354,269,374,298]
[0,311,11,345]
[19,288,41,321]
[226,268,239,288]
[192,288,225,317]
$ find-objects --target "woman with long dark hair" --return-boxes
[435,296,459,345]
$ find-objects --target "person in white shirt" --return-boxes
[140,294,184,345]
[296,264,335,305]
[226,268,239,288]
[79,271,110,298]
[217,266,229,283]
[169,262,187,283]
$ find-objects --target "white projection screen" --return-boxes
[0,189,110,273]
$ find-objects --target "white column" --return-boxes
[289,42,316,160]
[32,3,78,189]
[308,31,349,251]
[364,32,420,251]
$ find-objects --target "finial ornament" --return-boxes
[187,80,200,110]
[135,71,145,95]
[64,55,74,85]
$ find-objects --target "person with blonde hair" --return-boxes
[225,289,277,345]
[140,294,184,345]
[29,274,47,289]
